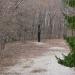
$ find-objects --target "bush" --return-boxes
[65,0,75,7]
[65,15,75,29]
[66,37,75,51]
[57,37,75,67]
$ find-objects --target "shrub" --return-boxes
[65,0,75,7]
[57,37,75,67]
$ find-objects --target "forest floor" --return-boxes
[0,39,75,75]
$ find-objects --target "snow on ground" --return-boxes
[1,39,75,75]
[49,47,66,50]
[32,42,46,46]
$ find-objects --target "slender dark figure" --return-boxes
[38,25,41,42]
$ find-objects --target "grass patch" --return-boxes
[57,37,75,67]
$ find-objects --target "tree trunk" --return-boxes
[38,25,41,42]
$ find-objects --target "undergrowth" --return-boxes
[64,0,75,7]
[57,37,75,67]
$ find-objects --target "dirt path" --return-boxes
[1,39,75,75]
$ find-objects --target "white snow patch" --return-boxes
[5,50,75,75]
[33,42,45,46]
[49,47,66,50]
